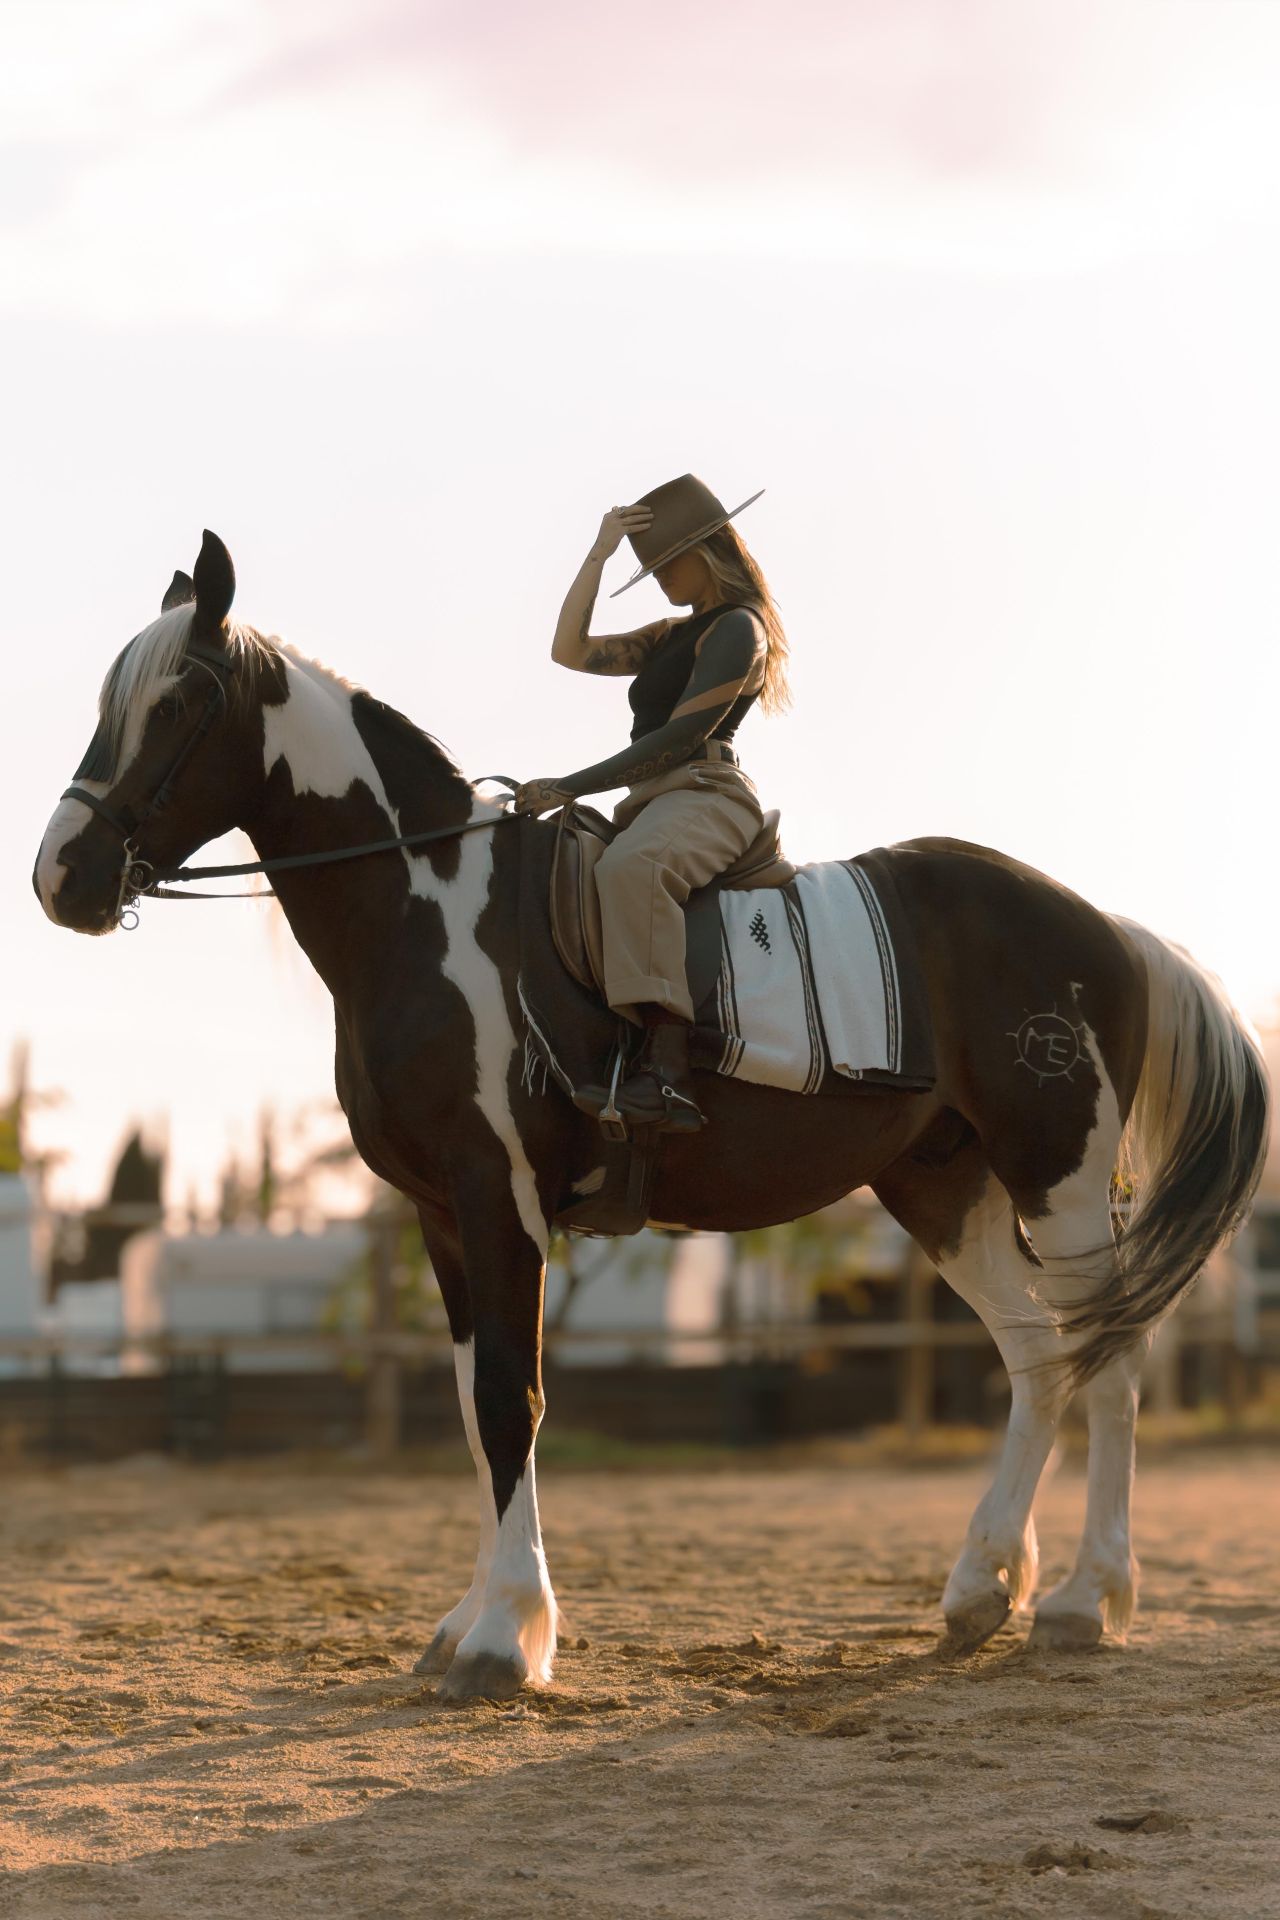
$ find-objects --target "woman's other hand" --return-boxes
[513,778,574,816]
[591,503,653,560]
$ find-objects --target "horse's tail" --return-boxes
[1065,917,1271,1387]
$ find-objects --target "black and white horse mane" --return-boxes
[82,602,468,796]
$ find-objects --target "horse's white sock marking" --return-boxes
[429,1342,497,1652]
[934,1178,1060,1618]
[1018,1025,1137,1632]
[452,1455,558,1685]
[1036,1349,1143,1635]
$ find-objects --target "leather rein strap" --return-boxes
[147,808,509,896]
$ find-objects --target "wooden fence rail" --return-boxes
[0,1307,1275,1458]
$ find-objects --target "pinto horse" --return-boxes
[34,533,1269,1701]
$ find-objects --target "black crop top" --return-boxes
[628,604,762,745]
[556,604,766,799]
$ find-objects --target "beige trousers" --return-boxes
[595,758,763,1023]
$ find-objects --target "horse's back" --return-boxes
[872,835,1135,948]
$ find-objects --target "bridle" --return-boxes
[61,640,513,930]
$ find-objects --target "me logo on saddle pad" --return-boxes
[698,856,935,1098]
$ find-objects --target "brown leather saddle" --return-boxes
[519,804,793,1240]
[548,802,795,999]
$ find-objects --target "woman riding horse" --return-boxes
[515,474,790,1132]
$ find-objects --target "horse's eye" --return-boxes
[155,695,180,721]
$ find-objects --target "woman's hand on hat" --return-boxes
[513,777,574,817]
[591,504,653,560]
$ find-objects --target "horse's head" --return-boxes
[35,531,275,934]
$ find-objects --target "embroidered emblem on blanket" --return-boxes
[692,855,936,1096]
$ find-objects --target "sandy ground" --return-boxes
[0,1446,1277,1920]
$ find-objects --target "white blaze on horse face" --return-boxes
[35,790,99,920]
[38,611,193,922]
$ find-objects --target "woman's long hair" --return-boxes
[696,521,792,715]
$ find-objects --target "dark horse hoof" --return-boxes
[438,1649,527,1701]
[940,1590,1013,1655]
[1028,1609,1103,1652]
[413,1629,457,1675]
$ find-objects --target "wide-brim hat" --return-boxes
[609,473,765,596]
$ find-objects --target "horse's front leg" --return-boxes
[436,1167,557,1702]
[411,1215,496,1677]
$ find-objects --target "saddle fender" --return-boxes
[550,803,795,1002]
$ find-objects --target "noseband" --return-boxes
[61,640,512,930]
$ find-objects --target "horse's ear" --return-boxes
[162,570,195,613]
[192,530,236,626]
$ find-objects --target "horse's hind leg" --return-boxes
[993,1054,1140,1650]
[1027,1342,1144,1650]
[874,1146,1068,1653]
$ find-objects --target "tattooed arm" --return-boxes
[552,608,765,798]
[551,505,667,675]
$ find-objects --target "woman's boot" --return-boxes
[613,1008,706,1133]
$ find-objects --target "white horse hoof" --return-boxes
[413,1629,458,1675]
[439,1648,528,1701]
[1028,1609,1103,1652]
[941,1590,1012,1654]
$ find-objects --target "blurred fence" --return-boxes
[0,1305,1274,1461]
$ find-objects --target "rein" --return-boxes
[149,806,511,891]
[62,629,519,927]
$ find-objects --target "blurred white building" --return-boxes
[545,1230,730,1365]
[0,1172,42,1353]
[119,1224,366,1371]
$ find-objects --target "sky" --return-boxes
[3,0,1278,1208]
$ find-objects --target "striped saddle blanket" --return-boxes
[690,850,935,1095]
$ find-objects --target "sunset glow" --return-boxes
[4,0,1278,1203]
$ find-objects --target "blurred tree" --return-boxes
[218,1155,247,1229]
[49,1126,164,1289]
[0,1040,66,1183]
[0,1041,31,1174]
[320,1184,449,1338]
[731,1208,877,1323]
[545,1228,652,1331]
[256,1106,277,1226]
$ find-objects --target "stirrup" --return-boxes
[570,1048,631,1142]
[613,1069,706,1135]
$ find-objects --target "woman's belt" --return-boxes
[690,740,738,766]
